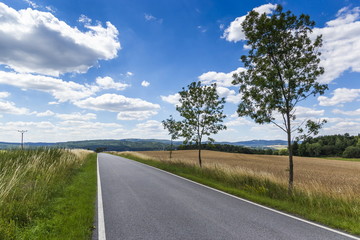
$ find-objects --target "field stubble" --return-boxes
[132,150,360,200]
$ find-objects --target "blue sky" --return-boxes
[0,0,359,142]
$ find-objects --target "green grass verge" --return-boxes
[114,153,360,237]
[5,152,97,240]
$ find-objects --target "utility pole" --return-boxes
[18,130,27,150]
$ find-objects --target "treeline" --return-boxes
[177,144,283,155]
[176,133,360,158]
[296,134,360,158]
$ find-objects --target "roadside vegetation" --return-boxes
[113,150,360,236]
[0,148,97,240]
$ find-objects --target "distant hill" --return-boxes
[0,138,287,151]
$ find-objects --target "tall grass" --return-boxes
[116,152,360,236]
[0,148,92,239]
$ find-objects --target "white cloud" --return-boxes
[78,14,92,24]
[74,93,161,113]
[293,106,325,118]
[141,80,150,87]
[318,88,360,106]
[0,92,10,98]
[198,67,246,87]
[314,7,360,83]
[136,120,164,133]
[226,117,253,127]
[24,0,39,8]
[117,111,158,120]
[96,76,129,91]
[332,108,360,116]
[217,86,242,104]
[322,121,360,135]
[126,72,133,77]
[0,71,97,102]
[0,3,120,76]
[222,3,277,42]
[0,100,31,115]
[161,93,180,105]
[144,13,163,23]
[36,110,55,117]
[55,112,96,121]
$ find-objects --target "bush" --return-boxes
[342,146,360,158]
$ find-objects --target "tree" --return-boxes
[176,81,226,167]
[162,115,181,159]
[232,5,328,192]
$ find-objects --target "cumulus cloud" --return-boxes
[318,88,360,106]
[96,76,129,91]
[55,112,96,121]
[74,94,160,120]
[0,92,10,98]
[0,100,31,115]
[217,86,242,104]
[293,106,324,118]
[0,71,97,102]
[161,93,180,105]
[314,7,360,83]
[141,80,150,87]
[0,3,120,76]
[222,3,277,42]
[36,110,55,117]
[117,111,158,120]
[332,108,360,116]
[198,67,246,87]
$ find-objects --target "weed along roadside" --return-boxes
[111,150,360,236]
[0,148,97,240]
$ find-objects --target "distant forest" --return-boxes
[296,133,360,158]
[178,134,360,158]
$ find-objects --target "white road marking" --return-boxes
[97,155,106,240]
[125,156,360,240]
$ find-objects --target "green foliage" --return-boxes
[299,134,359,157]
[178,143,275,155]
[232,4,327,191]
[176,81,227,166]
[162,115,182,158]
[342,146,360,158]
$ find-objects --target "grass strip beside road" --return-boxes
[113,152,360,237]
[21,153,97,240]
[0,150,97,240]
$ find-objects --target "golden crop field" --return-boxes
[134,150,360,199]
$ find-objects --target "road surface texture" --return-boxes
[97,153,359,240]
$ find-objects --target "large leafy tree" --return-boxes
[162,115,181,159]
[176,81,226,167]
[232,5,328,192]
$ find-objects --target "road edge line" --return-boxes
[121,155,360,240]
[97,154,106,240]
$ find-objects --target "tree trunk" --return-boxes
[287,114,294,194]
[170,138,173,159]
[198,142,202,167]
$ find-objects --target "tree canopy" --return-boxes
[176,81,226,167]
[232,5,328,192]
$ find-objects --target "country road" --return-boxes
[95,153,358,240]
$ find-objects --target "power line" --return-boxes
[18,130,27,150]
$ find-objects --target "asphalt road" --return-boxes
[97,153,358,240]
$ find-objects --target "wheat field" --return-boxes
[133,150,360,199]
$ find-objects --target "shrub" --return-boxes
[342,146,360,158]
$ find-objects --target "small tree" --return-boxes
[232,5,328,192]
[162,115,181,159]
[176,81,226,167]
